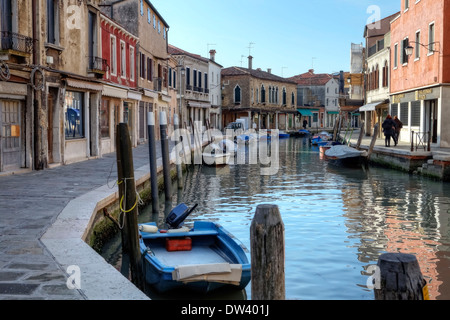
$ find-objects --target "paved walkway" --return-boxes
[0,142,163,300]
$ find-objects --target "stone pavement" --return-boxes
[0,142,165,300]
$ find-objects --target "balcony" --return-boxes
[0,31,34,60]
[88,56,108,78]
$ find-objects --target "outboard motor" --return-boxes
[165,203,198,229]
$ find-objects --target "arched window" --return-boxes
[375,64,379,89]
[234,85,241,104]
[383,60,389,87]
[282,88,287,105]
[268,86,272,103]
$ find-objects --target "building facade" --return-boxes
[168,44,211,133]
[390,0,450,147]
[221,56,298,131]
[360,12,399,137]
[208,50,223,130]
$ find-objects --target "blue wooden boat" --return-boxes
[278,131,290,139]
[138,204,251,293]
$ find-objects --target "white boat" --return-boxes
[202,143,231,166]
[324,145,367,167]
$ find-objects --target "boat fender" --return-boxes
[167,227,190,233]
[139,225,158,233]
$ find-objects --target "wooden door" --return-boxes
[0,100,21,171]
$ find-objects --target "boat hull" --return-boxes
[139,221,251,294]
[202,153,231,166]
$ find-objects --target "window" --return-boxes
[204,73,208,91]
[140,52,145,78]
[429,23,435,54]
[391,103,398,117]
[234,85,241,104]
[198,71,202,89]
[147,57,152,81]
[186,67,191,89]
[130,46,135,81]
[173,70,176,89]
[193,69,197,89]
[261,85,266,103]
[153,15,156,29]
[140,0,143,16]
[383,60,389,87]
[65,91,84,140]
[291,92,295,105]
[282,88,287,105]
[100,99,110,138]
[394,43,398,68]
[47,0,59,44]
[405,0,409,10]
[158,21,161,34]
[120,40,126,78]
[401,37,409,65]
[147,8,151,23]
[415,31,421,59]
[110,35,117,76]
[411,101,420,126]
[400,102,409,126]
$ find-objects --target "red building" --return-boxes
[390,0,450,147]
[99,13,141,154]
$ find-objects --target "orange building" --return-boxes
[390,0,450,147]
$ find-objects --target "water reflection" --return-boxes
[102,137,450,300]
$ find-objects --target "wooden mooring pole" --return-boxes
[374,252,429,300]
[250,204,285,300]
[116,123,144,290]
[173,114,183,189]
[160,111,172,201]
[147,112,159,214]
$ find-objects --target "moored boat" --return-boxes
[324,144,367,167]
[139,203,251,293]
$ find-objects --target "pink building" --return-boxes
[390,0,450,147]
[99,13,140,154]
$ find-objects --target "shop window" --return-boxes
[65,91,84,140]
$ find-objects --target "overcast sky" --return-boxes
[151,0,400,77]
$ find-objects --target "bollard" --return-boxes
[160,111,172,201]
[374,252,429,300]
[250,204,285,300]
[147,112,159,214]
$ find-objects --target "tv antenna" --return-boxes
[247,42,255,56]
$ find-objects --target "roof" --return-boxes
[364,11,400,38]
[221,66,297,84]
[287,70,336,86]
[168,44,209,63]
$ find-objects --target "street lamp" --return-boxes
[405,41,440,56]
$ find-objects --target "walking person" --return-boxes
[393,115,403,146]
[382,115,396,147]
[303,119,308,129]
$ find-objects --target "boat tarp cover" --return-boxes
[172,263,242,285]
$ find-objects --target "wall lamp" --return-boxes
[405,41,440,56]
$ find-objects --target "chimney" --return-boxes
[308,69,314,74]
[209,49,216,61]
[248,55,253,70]
[267,68,271,74]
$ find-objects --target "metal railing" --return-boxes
[88,56,108,73]
[411,131,431,152]
[0,31,34,54]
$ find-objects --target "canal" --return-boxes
[101,137,450,300]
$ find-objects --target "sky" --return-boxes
[151,0,401,78]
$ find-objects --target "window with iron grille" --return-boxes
[411,101,420,126]
[400,102,409,126]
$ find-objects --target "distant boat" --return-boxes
[311,131,333,145]
[298,129,311,136]
[324,144,367,167]
[139,203,251,293]
[202,143,231,166]
[279,131,290,139]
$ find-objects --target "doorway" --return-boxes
[0,99,21,172]
[425,100,438,144]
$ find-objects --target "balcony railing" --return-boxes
[0,31,34,54]
[88,56,108,74]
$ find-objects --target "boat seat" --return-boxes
[141,229,219,240]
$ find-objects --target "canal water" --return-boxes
[101,137,450,300]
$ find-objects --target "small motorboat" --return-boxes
[202,143,231,166]
[311,132,332,145]
[298,129,311,136]
[324,144,367,167]
[139,203,251,293]
[278,131,290,139]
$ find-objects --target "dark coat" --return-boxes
[382,118,396,137]
[394,118,403,133]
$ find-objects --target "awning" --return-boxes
[188,101,211,108]
[359,102,383,112]
[66,79,103,91]
[327,111,339,114]
[297,108,314,116]
[102,85,128,99]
